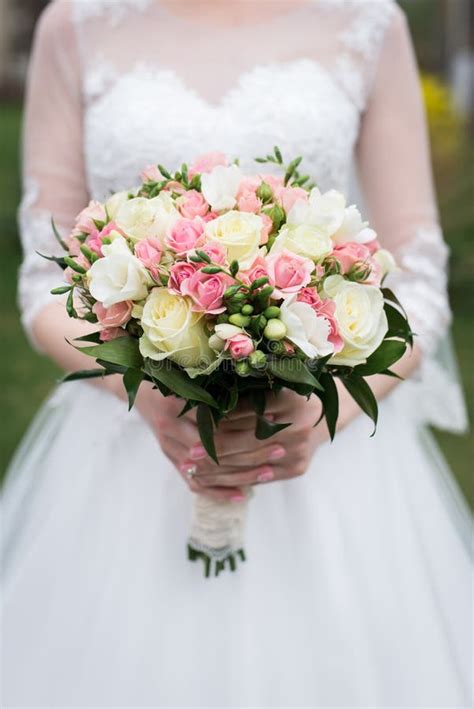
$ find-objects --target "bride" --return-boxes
[2,0,471,706]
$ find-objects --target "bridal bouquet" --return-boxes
[46,147,412,576]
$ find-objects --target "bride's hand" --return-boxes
[183,390,328,490]
[135,381,246,503]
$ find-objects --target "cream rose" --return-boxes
[115,193,179,242]
[105,190,132,219]
[324,275,388,366]
[372,248,398,277]
[200,164,242,212]
[271,224,333,261]
[139,288,213,368]
[204,210,263,269]
[87,236,151,307]
[280,294,334,358]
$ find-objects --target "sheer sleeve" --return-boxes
[18,0,88,344]
[356,7,467,432]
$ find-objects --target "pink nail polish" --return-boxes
[231,494,246,502]
[266,413,276,422]
[190,445,206,460]
[269,446,285,461]
[257,467,274,483]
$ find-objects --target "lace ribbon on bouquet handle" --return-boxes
[188,487,254,577]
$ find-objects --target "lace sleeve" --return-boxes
[356,7,467,432]
[18,1,88,346]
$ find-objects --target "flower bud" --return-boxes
[229,313,251,327]
[235,360,251,377]
[208,333,225,351]
[241,304,254,315]
[249,350,267,369]
[264,318,287,341]
[256,181,273,203]
[264,305,281,319]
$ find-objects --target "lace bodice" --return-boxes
[18,0,467,431]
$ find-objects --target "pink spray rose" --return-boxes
[236,177,262,214]
[75,200,106,234]
[168,261,197,295]
[86,221,121,257]
[134,237,163,279]
[181,269,232,314]
[333,243,371,274]
[240,256,268,286]
[165,218,204,255]
[226,333,255,360]
[266,249,315,296]
[140,164,163,182]
[277,186,308,213]
[188,152,228,178]
[297,289,343,353]
[188,241,227,265]
[178,190,210,220]
[99,327,124,342]
[93,300,133,327]
[260,214,273,244]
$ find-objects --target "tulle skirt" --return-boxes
[1,381,472,707]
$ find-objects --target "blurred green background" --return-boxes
[0,1,473,507]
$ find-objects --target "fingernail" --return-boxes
[231,494,246,502]
[266,413,275,422]
[257,467,274,483]
[190,445,206,460]
[269,446,285,461]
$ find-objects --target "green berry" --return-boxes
[264,305,281,319]
[263,319,287,341]
[241,304,254,315]
[229,313,251,327]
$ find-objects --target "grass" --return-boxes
[0,103,472,507]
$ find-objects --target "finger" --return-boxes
[191,463,289,488]
[179,464,245,502]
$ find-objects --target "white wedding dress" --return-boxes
[2,1,472,706]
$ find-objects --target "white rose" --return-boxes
[115,193,179,242]
[105,190,133,219]
[271,224,333,261]
[373,248,398,277]
[139,288,213,368]
[87,236,151,307]
[324,276,388,366]
[201,164,242,212]
[331,204,376,246]
[205,210,263,269]
[280,294,334,359]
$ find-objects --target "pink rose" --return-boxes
[266,249,314,296]
[189,241,227,266]
[333,243,371,275]
[240,256,268,286]
[366,238,381,255]
[163,180,186,195]
[260,214,273,244]
[297,287,323,308]
[86,222,120,257]
[65,234,82,257]
[134,237,163,279]
[140,164,163,182]
[237,189,262,214]
[93,300,133,327]
[168,261,197,295]
[99,327,124,342]
[365,258,383,287]
[315,299,344,353]
[277,186,308,213]
[226,333,255,360]
[259,174,284,192]
[181,269,232,314]
[178,190,210,219]
[165,218,204,255]
[188,152,228,178]
[75,200,106,234]
[202,211,219,223]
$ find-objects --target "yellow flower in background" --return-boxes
[421,73,465,172]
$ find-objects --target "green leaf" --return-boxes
[274,145,283,163]
[36,252,67,270]
[51,217,68,251]
[250,388,266,416]
[317,372,339,441]
[196,404,218,463]
[123,368,144,410]
[62,369,110,382]
[385,303,414,346]
[158,164,172,179]
[341,375,378,433]
[74,331,102,343]
[74,335,143,369]
[144,360,218,408]
[255,416,291,440]
[354,339,407,376]
[195,249,211,264]
[268,358,323,390]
